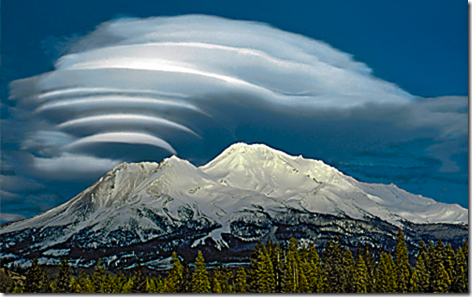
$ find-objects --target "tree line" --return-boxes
[1,229,468,293]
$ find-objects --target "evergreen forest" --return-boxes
[1,229,468,293]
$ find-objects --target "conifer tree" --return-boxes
[249,241,266,292]
[77,271,95,293]
[409,269,418,293]
[322,239,345,293]
[121,278,133,293]
[308,244,324,293]
[353,255,368,293]
[416,254,429,293]
[192,251,211,293]
[166,252,183,292]
[70,277,81,293]
[375,252,397,293]
[429,240,451,293]
[271,242,283,292]
[255,244,276,293]
[386,253,398,292]
[344,248,355,293]
[39,270,52,293]
[444,243,456,291]
[55,257,72,293]
[24,258,43,293]
[146,278,159,293]
[394,229,410,293]
[282,237,300,293]
[112,272,129,293]
[453,247,468,293]
[234,266,247,293]
[359,246,376,292]
[92,258,107,292]
[211,271,223,293]
[180,261,193,293]
[131,264,147,293]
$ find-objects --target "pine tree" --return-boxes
[344,248,355,293]
[131,264,147,293]
[234,266,247,293]
[429,240,451,293]
[394,229,410,293]
[409,269,418,293]
[55,257,72,293]
[166,252,184,292]
[271,242,283,292]
[146,278,159,293]
[416,254,429,293]
[282,237,301,293]
[192,251,211,293]
[255,244,276,293]
[39,270,52,293]
[92,258,107,292]
[24,258,43,293]
[180,261,193,293]
[359,245,376,293]
[308,244,324,293]
[121,278,134,293]
[453,247,468,293]
[375,252,397,293]
[444,243,456,292]
[353,255,368,293]
[322,239,345,293]
[70,277,81,293]
[211,271,223,293]
[249,241,266,292]
[78,271,95,293]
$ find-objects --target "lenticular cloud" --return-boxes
[10,15,414,177]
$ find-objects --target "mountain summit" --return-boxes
[0,143,468,269]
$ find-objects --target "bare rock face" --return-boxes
[0,143,467,270]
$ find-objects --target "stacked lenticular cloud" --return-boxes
[10,15,413,158]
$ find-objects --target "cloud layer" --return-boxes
[2,15,467,221]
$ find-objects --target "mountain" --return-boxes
[0,143,468,270]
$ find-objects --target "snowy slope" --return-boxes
[0,143,468,268]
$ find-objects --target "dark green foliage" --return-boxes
[343,248,355,292]
[416,255,429,292]
[281,237,300,293]
[24,258,43,293]
[353,255,368,293]
[234,266,247,293]
[359,246,376,292]
[8,229,468,293]
[166,251,184,292]
[394,228,410,293]
[192,251,211,293]
[54,257,72,293]
[131,264,147,293]
[375,252,397,292]
[322,239,346,292]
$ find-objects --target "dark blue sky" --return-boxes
[2,0,467,99]
[1,0,468,222]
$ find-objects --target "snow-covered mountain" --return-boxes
[0,143,468,269]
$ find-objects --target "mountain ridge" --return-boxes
[0,142,467,269]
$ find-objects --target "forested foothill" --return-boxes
[1,229,468,293]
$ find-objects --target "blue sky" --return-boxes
[1,0,468,222]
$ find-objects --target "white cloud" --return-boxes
[3,15,467,211]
